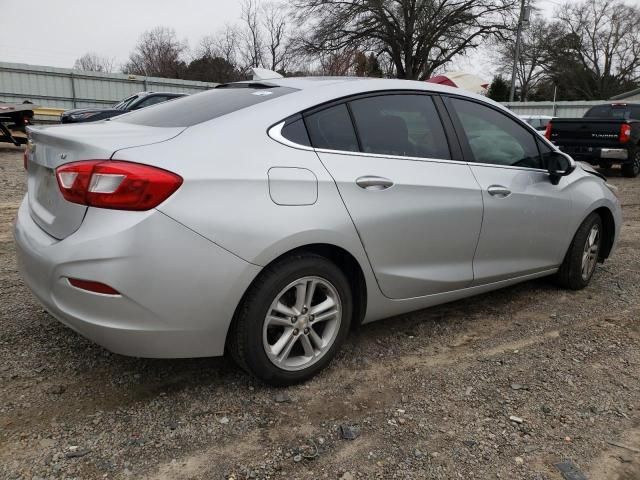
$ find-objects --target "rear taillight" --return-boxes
[544,122,552,140]
[56,160,182,210]
[619,124,632,143]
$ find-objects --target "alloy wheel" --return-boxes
[581,224,600,281]
[262,276,342,371]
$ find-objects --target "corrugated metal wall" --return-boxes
[502,101,609,117]
[0,62,217,110]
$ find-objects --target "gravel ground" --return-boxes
[1,144,639,480]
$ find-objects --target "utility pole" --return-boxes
[509,0,528,102]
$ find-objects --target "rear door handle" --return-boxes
[487,185,511,197]
[356,176,394,190]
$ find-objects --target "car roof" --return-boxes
[231,76,497,106]
[271,76,512,112]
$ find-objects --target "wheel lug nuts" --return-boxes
[309,315,314,321]
[302,307,308,314]
[304,328,310,335]
[293,328,299,335]
[290,317,296,324]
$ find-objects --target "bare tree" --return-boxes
[189,26,245,83]
[262,1,292,72]
[239,0,264,69]
[73,53,114,73]
[494,17,556,100]
[123,27,188,78]
[235,0,296,73]
[554,0,640,98]
[293,0,517,80]
[197,25,241,66]
[317,48,360,75]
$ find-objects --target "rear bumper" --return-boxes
[600,148,628,160]
[558,145,629,163]
[13,197,260,358]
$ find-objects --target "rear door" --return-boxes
[444,96,572,285]
[309,94,483,299]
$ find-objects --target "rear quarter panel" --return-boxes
[112,108,386,320]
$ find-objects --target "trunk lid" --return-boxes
[550,118,629,147]
[26,121,184,239]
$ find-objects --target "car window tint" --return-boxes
[536,137,555,169]
[135,96,169,109]
[281,118,311,146]
[585,105,610,117]
[304,104,358,152]
[451,98,542,169]
[348,95,450,159]
[115,86,298,127]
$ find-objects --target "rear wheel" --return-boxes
[555,213,603,290]
[228,254,352,386]
[621,148,640,177]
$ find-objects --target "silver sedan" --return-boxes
[15,77,621,385]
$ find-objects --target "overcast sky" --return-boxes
[1,0,560,79]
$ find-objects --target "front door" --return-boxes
[445,96,572,285]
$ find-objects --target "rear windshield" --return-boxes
[584,104,640,120]
[114,84,298,127]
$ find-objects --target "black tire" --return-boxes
[227,253,352,386]
[621,148,640,177]
[555,212,603,290]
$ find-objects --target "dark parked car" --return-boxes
[546,103,640,177]
[60,92,187,124]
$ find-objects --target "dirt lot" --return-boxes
[1,145,639,480]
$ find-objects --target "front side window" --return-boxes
[348,94,450,159]
[450,98,542,169]
[304,104,359,152]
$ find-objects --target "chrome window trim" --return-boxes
[313,147,463,166]
[269,118,553,174]
[268,121,315,152]
[469,162,548,173]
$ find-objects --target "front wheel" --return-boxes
[555,213,603,290]
[228,254,352,386]
[621,148,640,177]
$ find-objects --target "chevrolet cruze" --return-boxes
[15,77,621,385]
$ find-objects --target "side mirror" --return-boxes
[546,151,575,185]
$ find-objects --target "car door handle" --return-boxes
[356,176,394,190]
[487,185,512,198]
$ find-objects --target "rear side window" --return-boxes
[304,104,359,152]
[584,105,610,117]
[281,118,311,146]
[450,98,542,169]
[115,85,298,127]
[348,94,450,159]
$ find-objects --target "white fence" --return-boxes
[0,62,217,111]
[502,100,607,118]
